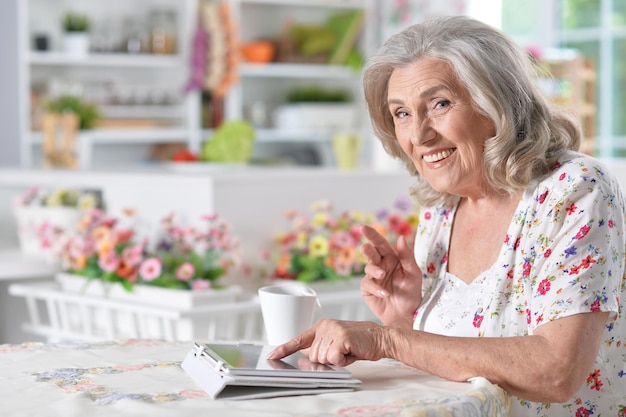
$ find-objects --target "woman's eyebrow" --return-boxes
[420,84,448,98]
[387,84,450,107]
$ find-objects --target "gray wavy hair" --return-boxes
[363,15,581,207]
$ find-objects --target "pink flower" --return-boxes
[139,258,162,281]
[191,279,211,292]
[122,243,144,267]
[98,251,119,273]
[176,262,195,281]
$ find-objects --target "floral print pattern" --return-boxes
[413,151,626,416]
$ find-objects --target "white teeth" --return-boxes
[423,149,454,163]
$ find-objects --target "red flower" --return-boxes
[389,214,412,237]
[424,211,432,221]
[590,300,601,312]
[586,369,603,391]
[544,249,552,258]
[538,190,549,204]
[538,279,551,295]
[575,225,591,240]
[580,255,597,270]
[569,264,582,276]
[473,313,484,328]
[427,263,435,274]
[559,172,566,181]
[566,203,577,215]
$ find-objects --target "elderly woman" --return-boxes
[268,15,626,416]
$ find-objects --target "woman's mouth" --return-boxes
[422,148,456,163]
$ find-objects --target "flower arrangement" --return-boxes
[13,186,101,257]
[264,197,418,283]
[58,209,240,292]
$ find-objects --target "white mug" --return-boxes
[258,283,320,346]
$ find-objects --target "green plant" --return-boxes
[45,95,100,129]
[62,12,90,32]
[286,86,350,103]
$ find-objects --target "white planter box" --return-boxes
[51,273,254,341]
[56,272,243,309]
[13,206,83,259]
[272,104,357,130]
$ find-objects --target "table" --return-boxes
[0,339,512,417]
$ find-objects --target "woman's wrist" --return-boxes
[379,324,412,361]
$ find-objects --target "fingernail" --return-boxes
[378,290,387,297]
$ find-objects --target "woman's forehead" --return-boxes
[387,58,464,98]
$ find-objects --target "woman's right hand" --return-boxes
[360,225,422,327]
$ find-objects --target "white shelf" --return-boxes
[29,128,189,145]
[100,105,186,119]
[240,0,366,8]
[239,63,359,79]
[28,51,184,68]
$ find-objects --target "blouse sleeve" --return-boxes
[522,156,625,333]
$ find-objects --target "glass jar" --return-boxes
[149,9,177,54]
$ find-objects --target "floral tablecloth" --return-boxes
[0,339,511,417]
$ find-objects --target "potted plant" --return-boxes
[61,11,90,56]
[261,197,418,292]
[271,86,357,131]
[45,95,100,130]
[55,209,243,308]
[12,186,101,259]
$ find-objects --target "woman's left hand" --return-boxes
[267,319,388,367]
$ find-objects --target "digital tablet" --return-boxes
[194,342,353,379]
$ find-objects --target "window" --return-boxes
[502,0,626,157]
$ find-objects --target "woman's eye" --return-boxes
[394,110,409,119]
[434,100,450,110]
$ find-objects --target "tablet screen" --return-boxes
[201,343,351,378]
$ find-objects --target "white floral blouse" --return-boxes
[412,151,626,417]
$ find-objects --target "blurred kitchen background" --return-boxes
[0,0,620,170]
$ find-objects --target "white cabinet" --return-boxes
[19,0,200,168]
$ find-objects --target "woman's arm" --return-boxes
[385,311,609,403]
[269,311,609,404]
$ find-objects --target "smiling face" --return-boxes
[387,57,496,199]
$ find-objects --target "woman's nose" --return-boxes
[411,118,435,146]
